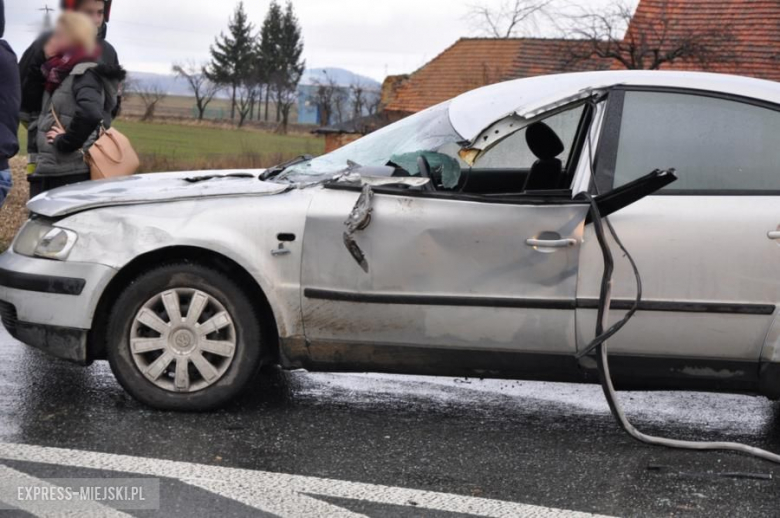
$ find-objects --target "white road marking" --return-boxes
[0,463,132,518]
[186,478,368,517]
[0,442,612,518]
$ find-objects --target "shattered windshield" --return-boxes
[284,102,464,179]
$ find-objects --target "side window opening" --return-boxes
[452,104,587,195]
[322,101,592,201]
[611,91,780,192]
[477,106,585,170]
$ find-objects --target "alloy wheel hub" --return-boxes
[129,288,237,393]
[170,328,197,354]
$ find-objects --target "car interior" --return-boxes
[446,121,570,195]
[523,121,567,191]
[342,101,594,200]
[412,103,591,197]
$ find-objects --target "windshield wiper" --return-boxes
[260,155,313,181]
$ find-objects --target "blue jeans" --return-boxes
[0,169,12,208]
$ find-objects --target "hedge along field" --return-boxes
[17,119,325,172]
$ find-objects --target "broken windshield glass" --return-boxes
[283,102,464,180]
[388,151,462,189]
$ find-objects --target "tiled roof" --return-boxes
[627,0,780,80]
[384,38,610,114]
[385,1,780,115]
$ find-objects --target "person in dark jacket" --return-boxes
[32,11,125,196]
[19,0,120,180]
[0,0,20,207]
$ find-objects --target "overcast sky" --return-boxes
[4,0,625,81]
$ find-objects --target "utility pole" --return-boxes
[39,4,54,30]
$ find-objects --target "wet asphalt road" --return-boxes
[0,326,780,517]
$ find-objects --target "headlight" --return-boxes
[35,228,78,260]
[13,219,78,261]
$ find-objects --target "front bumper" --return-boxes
[0,303,89,364]
[0,250,117,364]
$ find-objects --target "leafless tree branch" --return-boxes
[235,81,258,128]
[128,79,169,122]
[349,81,382,120]
[310,71,343,126]
[467,0,555,38]
[172,61,221,121]
[562,0,737,70]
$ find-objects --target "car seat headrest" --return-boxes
[526,121,565,161]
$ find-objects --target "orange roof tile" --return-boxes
[626,0,780,80]
[384,38,610,114]
[386,1,780,115]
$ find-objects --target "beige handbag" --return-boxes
[51,107,140,180]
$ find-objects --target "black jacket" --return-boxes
[19,27,120,123]
[0,0,20,170]
[55,63,126,154]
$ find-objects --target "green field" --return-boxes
[121,95,298,123]
[18,119,324,171]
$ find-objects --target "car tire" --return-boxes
[106,262,264,411]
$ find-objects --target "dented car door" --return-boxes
[300,186,590,378]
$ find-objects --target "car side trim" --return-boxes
[577,298,776,315]
[0,267,86,296]
[305,288,775,315]
[304,288,576,310]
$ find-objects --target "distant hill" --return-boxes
[127,67,380,98]
[300,68,381,88]
[125,71,232,98]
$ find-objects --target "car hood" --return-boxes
[27,170,293,218]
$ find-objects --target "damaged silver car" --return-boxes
[2,70,780,411]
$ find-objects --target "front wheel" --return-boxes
[107,263,264,411]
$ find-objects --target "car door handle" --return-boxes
[526,238,578,249]
[768,231,780,240]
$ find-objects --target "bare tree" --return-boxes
[121,76,138,104]
[235,81,258,127]
[172,62,221,121]
[467,0,554,38]
[274,67,302,134]
[128,81,168,122]
[564,0,736,70]
[365,88,382,116]
[332,87,349,124]
[350,82,367,120]
[310,71,341,126]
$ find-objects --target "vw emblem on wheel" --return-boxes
[173,330,193,349]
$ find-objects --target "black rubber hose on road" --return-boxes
[581,192,780,465]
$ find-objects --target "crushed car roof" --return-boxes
[448,70,780,140]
